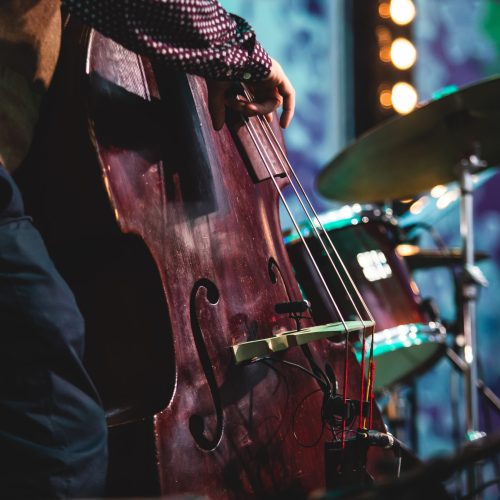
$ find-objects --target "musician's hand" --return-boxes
[207,58,295,131]
[244,58,295,129]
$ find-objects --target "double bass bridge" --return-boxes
[231,320,374,364]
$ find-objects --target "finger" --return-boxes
[265,113,273,123]
[225,95,248,113]
[207,81,231,131]
[277,79,296,128]
[244,96,281,116]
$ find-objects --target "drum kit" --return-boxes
[283,76,500,482]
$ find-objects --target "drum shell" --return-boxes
[286,216,424,329]
[286,214,446,390]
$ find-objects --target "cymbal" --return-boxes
[397,245,490,270]
[317,77,500,202]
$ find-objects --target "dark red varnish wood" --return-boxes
[17,19,395,499]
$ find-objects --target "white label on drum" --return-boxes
[356,250,393,282]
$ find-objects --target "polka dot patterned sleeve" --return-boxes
[61,0,272,82]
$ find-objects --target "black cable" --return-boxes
[301,344,333,391]
[260,357,328,390]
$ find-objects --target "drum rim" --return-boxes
[355,321,447,356]
[283,204,398,246]
[354,321,447,390]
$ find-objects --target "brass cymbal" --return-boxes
[317,77,500,202]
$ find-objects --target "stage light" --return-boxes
[375,25,392,44]
[379,46,391,63]
[391,82,418,114]
[390,0,416,26]
[378,2,391,18]
[390,38,417,70]
[379,88,392,108]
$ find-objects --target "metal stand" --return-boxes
[458,152,490,497]
[458,153,489,437]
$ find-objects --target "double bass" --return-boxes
[18,16,399,499]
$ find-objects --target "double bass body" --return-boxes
[18,20,388,499]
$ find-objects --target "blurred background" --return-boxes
[222,0,500,477]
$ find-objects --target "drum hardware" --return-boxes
[397,246,490,271]
[402,218,497,498]
[317,77,500,496]
[455,151,489,496]
[446,348,500,415]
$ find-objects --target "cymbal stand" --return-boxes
[458,152,488,436]
[458,151,489,496]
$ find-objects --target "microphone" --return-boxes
[358,429,400,450]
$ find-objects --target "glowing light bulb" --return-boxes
[391,82,418,114]
[379,46,391,63]
[378,2,391,18]
[390,0,416,25]
[390,38,417,70]
[379,89,392,108]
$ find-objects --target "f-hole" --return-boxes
[268,257,294,304]
[188,278,224,451]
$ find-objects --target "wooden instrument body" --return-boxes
[17,20,391,499]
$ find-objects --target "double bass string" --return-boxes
[241,87,377,433]
[238,104,350,445]
[246,102,371,427]
[239,92,374,367]
[240,112,350,334]
[239,116,347,446]
[251,106,378,427]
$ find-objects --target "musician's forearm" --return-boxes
[62,0,271,82]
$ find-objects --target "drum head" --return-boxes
[356,323,446,391]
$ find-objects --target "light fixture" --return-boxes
[379,88,392,108]
[390,37,417,70]
[391,82,418,114]
[389,0,416,25]
[378,2,391,18]
[379,46,392,63]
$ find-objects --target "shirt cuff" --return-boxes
[222,14,272,82]
[226,41,272,82]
